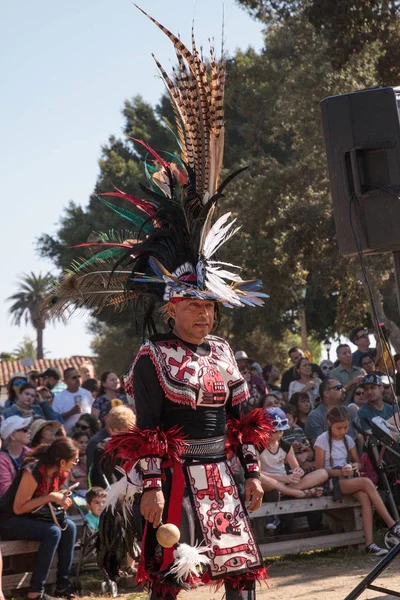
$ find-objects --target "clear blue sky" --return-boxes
[1,0,265,358]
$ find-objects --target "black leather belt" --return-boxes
[181,436,225,458]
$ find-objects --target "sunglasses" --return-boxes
[17,427,30,433]
[271,418,289,428]
[72,458,80,466]
[13,380,28,386]
[355,391,364,396]
[75,424,90,431]
[328,384,344,391]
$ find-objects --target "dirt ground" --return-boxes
[107,551,400,600]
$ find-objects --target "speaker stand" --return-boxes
[344,543,400,600]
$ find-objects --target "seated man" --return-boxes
[358,374,397,431]
[305,379,360,444]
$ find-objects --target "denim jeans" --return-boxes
[0,516,76,593]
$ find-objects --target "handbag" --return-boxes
[30,502,67,530]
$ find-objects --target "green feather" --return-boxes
[77,247,127,270]
[95,195,153,233]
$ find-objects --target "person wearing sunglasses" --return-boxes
[0,415,32,496]
[349,326,377,368]
[305,378,360,445]
[1,384,61,422]
[5,373,29,408]
[347,386,366,411]
[52,368,94,434]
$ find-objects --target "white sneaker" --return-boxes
[366,543,389,556]
[265,515,280,530]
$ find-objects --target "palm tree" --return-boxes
[7,272,57,359]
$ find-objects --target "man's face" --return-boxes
[382,383,395,404]
[363,383,383,405]
[168,299,215,343]
[337,345,352,366]
[65,370,81,392]
[353,329,370,351]
[289,349,303,364]
[325,379,345,406]
[360,357,375,374]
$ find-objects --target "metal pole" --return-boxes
[392,251,400,319]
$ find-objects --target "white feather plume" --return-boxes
[104,466,142,525]
[166,542,210,584]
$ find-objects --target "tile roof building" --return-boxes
[0,356,96,389]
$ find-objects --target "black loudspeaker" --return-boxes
[320,86,400,257]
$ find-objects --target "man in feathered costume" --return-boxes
[49,6,271,599]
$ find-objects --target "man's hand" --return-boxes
[348,375,364,388]
[244,478,264,512]
[140,489,165,527]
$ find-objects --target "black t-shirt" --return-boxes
[134,332,239,438]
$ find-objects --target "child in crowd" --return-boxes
[68,431,90,495]
[259,407,328,529]
[260,407,328,499]
[282,404,314,471]
[289,391,312,431]
[314,406,400,556]
[85,487,107,532]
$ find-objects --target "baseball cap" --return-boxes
[381,375,394,386]
[266,407,290,431]
[39,368,61,380]
[360,373,382,387]
[0,416,33,441]
[30,419,62,442]
[235,351,249,361]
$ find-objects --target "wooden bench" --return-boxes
[1,514,85,592]
[249,495,364,556]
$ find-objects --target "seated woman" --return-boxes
[314,406,400,556]
[0,416,32,497]
[72,414,99,440]
[0,437,79,600]
[91,371,127,424]
[259,407,328,499]
[288,358,321,408]
[30,419,63,449]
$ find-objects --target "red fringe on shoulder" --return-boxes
[104,425,187,471]
[226,408,272,451]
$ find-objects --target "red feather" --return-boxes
[227,408,272,450]
[100,190,156,216]
[131,137,170,169]
[104,425,187,471]
[74,242,136,250]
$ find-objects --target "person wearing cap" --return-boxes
[259,407,328,499]
[40,368,66,396]
[349,326,377,368]
[30,420,63,448]
[358,374,398,431]
[330,344,366,405]
[0,415,32,496]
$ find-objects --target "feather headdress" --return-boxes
[48,7,268,329]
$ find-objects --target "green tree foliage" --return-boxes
[13,336,36,360]
[7,272,62,359]
[38,1,400,365]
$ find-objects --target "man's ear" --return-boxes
[167,302,176,320]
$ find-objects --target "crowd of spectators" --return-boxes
[0,363,133,600]
[1,325,400,598]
